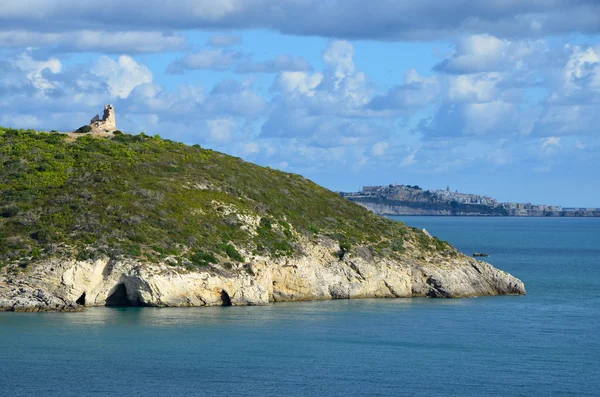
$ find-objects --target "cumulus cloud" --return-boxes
[206,117,238,143]
[447,73,501,103]
[1,27,599,191]
[562,45,600,96]
[323,40,355,79]
[434,34,547,74]
[419,101,526,139]
[272,71,324,96]
[368,69,440,113]
[92,55,153,98]
[12,53,62,92]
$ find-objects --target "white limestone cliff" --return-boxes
[0,237,525,312]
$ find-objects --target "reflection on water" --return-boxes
[54,297,472,328]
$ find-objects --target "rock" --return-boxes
[0,237,525,312]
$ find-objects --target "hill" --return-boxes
[0,128,525,311]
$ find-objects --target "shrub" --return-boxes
[190,250,217,267]
[224,244,244,262]
[0,206,19,218]
[30,230,51,243]
[113,130,124,135]
[259,217,272,230]
[390,238,405,253]
[75,125,92,134]
[339,240,351,252]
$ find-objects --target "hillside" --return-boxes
[0,128,525,311]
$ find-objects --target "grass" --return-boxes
[0,127,451,270]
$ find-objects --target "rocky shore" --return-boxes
[0,238,525,312]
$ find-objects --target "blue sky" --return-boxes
[1,0,599,206]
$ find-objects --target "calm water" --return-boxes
[1,217,599,396]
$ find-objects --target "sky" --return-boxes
[1,1,599,207]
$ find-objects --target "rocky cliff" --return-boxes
[0,235,524,312]
[0,127,525,311]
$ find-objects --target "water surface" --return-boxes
[1,217,598,396]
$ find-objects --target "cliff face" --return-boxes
[353,202,500,216]
[0,237,525,312]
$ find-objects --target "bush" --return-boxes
[224,244,244,262]
[390,238,404,253]
[190,250,217,267]
[30,230,51,243]
[0,206,19,218]
[113,130,124,135]
[75,125,92,134]
[339,240,351,252]
[259,217,272,230]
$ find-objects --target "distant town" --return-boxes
[341,184,600,217]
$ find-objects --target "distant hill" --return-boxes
[342,184,600,217]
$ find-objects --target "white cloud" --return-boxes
[368,69,440,113]
[371,141,389,157]
[206,118,237,143]
[448,73,500,103]
[274,71,323,96]
[92,55,153,98]
[13,53,62,92]
[563,45,600,94]
[435,34,546,74]
[241,142,260,154]
[323,40,355,79]
[542,136,561,149]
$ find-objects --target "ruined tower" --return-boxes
[89,104,116,133]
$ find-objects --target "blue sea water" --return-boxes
[1,217,599,396]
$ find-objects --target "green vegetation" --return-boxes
[75,125,92,134]
[0,127,449,271]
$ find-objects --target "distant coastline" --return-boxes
[341,184,600,217]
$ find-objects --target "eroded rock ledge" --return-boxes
[0,239,525,312]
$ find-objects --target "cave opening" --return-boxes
[221,290,232,306]
[105,283,141,306]
[76,292,86,306]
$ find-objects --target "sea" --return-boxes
[1,217,599,396]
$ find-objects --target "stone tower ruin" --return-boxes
[90,104,116,133]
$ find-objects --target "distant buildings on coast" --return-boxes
[342,184,600,217]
